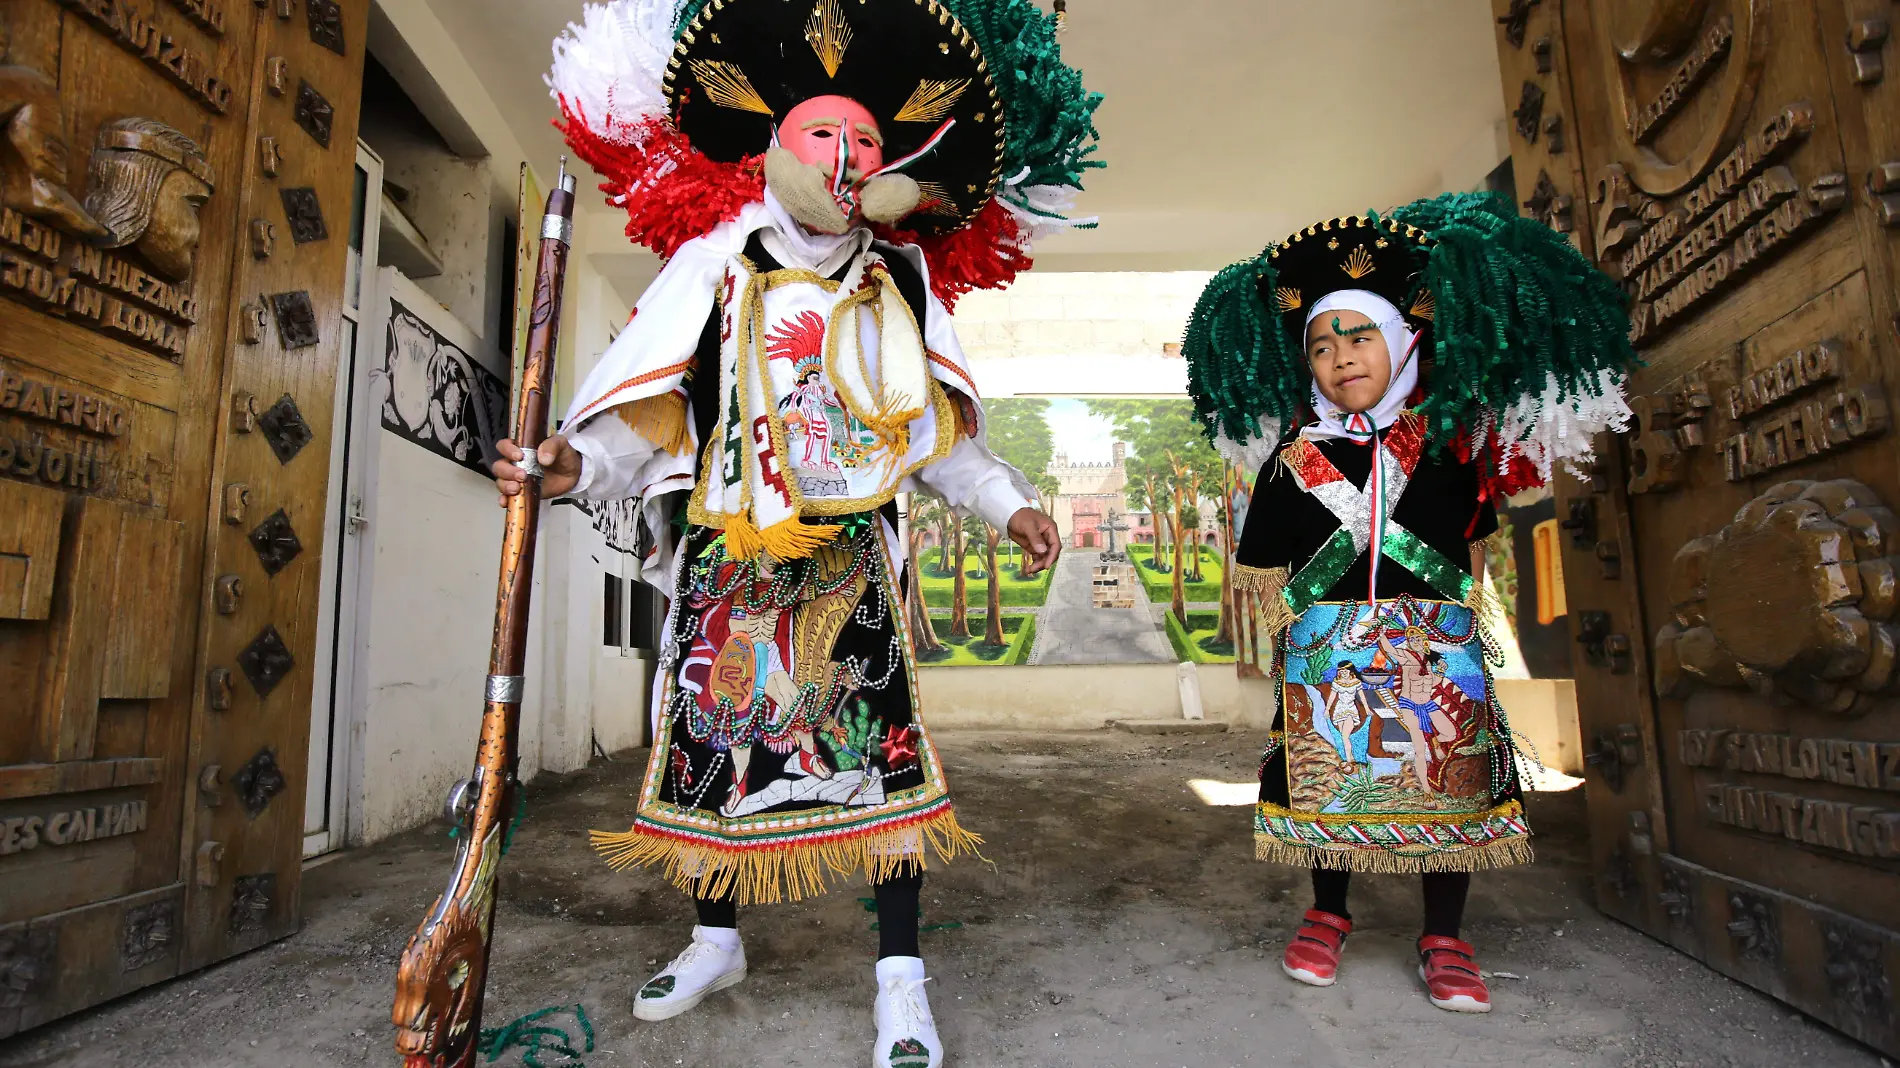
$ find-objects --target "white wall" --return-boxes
[328,2,652,845]
[349,271,549,843]
[537,265,647,764]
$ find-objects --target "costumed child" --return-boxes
[1183,194,1635,1013]
[493,1,1101,1064]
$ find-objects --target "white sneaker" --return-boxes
[631,926,747,1021]
[873,959,943,1068]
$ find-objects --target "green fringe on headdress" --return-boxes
[1183,252,1300,451]
[1390,192,1636,447]
[672,0,1102,193]
[945,0,1103,191]
[1185,192,1636,453]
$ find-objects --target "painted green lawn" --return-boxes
[918,547,1053,608]
[1164,609,1236,664]
[1131,543,1224,603]
[916,614,1034,666]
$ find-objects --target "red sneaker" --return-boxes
[1417,935,1492,1013]
[1281,909,1352,987]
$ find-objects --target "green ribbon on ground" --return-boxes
[479,1004,595,1067]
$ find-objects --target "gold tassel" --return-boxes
[723,512,763,559]
[859,392,924,464]
[610,393,690,456]
[588,809,983,905]
[758,516,842,560]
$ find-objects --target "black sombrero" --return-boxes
[664,0,1006,236]
[1263,214,1438,345]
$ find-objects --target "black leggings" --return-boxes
[693,871,925,959]
[1310,869,1470,939]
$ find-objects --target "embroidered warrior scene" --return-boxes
[1281,604,1498,814]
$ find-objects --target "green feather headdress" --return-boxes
[1185,192,1637,485]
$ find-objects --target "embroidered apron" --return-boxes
[1250,420,1533,873]
[591,518,977,903]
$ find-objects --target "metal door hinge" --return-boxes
[1585,724,1645,792]
[1577,610,1634,672]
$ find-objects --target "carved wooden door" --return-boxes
[1492,0,1900,1053]
[0,0,365,1035]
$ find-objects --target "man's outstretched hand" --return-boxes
[1006,507,1062,577]
[492,436,582,507]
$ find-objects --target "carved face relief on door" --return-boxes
[1655,478,1900,713]
[82,119,216,281]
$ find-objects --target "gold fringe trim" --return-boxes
[589,809,983,905]
[1464,578,1505,622]
[610,393,690,456]
[1254,833,1535,873]
[1234,564,1293,635]
[1231,563,1288,593]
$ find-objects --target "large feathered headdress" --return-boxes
[1184,192,1638,495]
[547,0,1102,307]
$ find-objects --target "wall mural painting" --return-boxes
[910,397,1240,668]
[380,300,509,476]
[562,496,643,557]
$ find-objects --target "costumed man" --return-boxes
[1184,194,1635,1014]
[493,1,1100,1064]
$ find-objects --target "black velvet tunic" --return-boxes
[1235,428,1498,597]
[1237,427,1510,814]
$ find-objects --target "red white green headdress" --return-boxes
[547,0,1102,307]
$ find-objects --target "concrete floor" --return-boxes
[0,730,1886,1068]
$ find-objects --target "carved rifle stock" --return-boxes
[391,162,577,1068]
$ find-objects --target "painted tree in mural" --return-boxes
[982,398,1057,575]
[949,513,974,638]
[1129,464,1170,573]
[1215,468,1238,644]
[1167,450,1203,621]
[982,520,1005,647]
[907,494,948,656]
[1088,400,1223,626]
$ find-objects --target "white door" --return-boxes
[304,142,384,856]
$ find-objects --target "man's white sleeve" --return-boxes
[910,435,1035,532]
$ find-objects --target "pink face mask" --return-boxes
[777,95,886,175]
[776,95,956,221]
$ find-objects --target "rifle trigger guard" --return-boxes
[444,777,478,828]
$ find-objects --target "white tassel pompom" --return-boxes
[1491,369,1633,484]
[999,171,1096,247]
[547,0,683,142]
[1213,416,1283,474]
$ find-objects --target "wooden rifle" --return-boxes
[391,161,577,1067]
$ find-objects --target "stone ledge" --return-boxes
[1107,718,1231,735]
